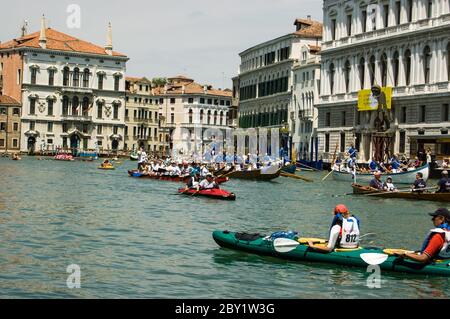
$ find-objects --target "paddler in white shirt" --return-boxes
[198,173,219,189]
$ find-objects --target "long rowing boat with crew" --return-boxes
[212,230,450,277]
[332,163,429,184]
[351,183,450,202]
[127,170,229,184]
[219,165,281,181]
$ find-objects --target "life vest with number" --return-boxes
[330,214,361,248]
[421,223,450,259]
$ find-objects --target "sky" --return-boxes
[0,0,323,89]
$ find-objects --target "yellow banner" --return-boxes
[357,87,392,111]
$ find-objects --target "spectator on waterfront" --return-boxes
[426,148,432,165]
[412,172,427,192]
[369,171,384,190]
[442,158,449,169]
[417,145,427,164]
[395,208,450,263]
[308,204,360,253]
[383,176,397,192]
[437,171,450,193]
[389,155,401,173]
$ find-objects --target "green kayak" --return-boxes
[212,230,450,277]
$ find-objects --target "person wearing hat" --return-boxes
[396,208,450,262]
[308,204,361,253]
[436,170,450,193]
[198,173,219,190]
[369,171,384,190]
[383,176,397,192]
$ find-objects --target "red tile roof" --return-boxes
[0,28,126,57]
[153,80,232,98]
[0,95,20,105]
[293,19,323,38]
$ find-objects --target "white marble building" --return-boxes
[292,45,321,161]
[0,17,128,154]
[237,17,322,155]
[318,0,450,162]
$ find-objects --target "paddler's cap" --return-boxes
[443,170,448,175]
[429,208,450,220]
[334,204,348,214]
[386,176,392,181]
[374,171,382,176]
[206,173,213,177]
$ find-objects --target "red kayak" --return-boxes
[177,188,236,200]
[128,170,228,184]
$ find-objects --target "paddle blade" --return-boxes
[273,238,299,253]
[360,253,389,265]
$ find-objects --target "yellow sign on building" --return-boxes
[357,87,392,111]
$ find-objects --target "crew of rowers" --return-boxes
[309,204,450,264]
[368,170,450,193]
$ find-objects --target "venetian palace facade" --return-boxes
[125,77,160,154]
[155,76,232,156]
[318,0,450,162]
[237,18,322,155]
[0,17,128,153]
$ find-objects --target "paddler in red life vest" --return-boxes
[395,208,450,263]
[308,204,361,253]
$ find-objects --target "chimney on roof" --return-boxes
[182,85,185,94]
[307,15,311,20]
[39,15,47,49]
[21,20,28,37]
[203,85,207,94]
[105,22,113,56]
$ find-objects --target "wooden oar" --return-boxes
[322,143,338,181]
[297,162,319,172]
[280,172,314,182]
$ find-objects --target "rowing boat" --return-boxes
[127,170,228,184]
[178,188,236,200]
[225,168,281,181]
[333,164,429,184]
[351,183,450,202]
[281,164,297,174]
[212,230,450,277]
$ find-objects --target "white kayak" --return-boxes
[332,164,429,184]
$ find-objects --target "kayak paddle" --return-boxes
[360,253,389,265]
[273,238,299,253]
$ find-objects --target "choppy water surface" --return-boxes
[0,157,449,298]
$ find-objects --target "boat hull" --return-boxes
[226,169,281,181]
[281,164,297,174]
[352,183,450,202]
[127,170,228,184]
[178,188,236,200]
[212,230,450,277]
[333,164,429,184]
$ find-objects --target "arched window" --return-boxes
[423,46,431,84]
[188,109,193,124]
[73,68,80,87]
[344,60,351,93]
[72,96,79,115]
[200,109,204,123]
[82,97,89,116]
[393,51,400,86]
[369,55,376,86]
[358,57,365,89]
[207,110,211,125]
[404,49,412,85]
[380,53,388,87]
[329,63,335,94]
[62,96,69,116]
[83,69,90,88]
[63,67,70,86]
[214,111,218,125]
[220,111,224,126]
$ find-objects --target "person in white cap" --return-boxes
[198,173,218,189]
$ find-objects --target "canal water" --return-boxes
[0,157,449,298]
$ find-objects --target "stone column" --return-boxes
[398,46,406,86]
[375,52,382,86]
[364,52,371,88]
[387,50,394,86]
